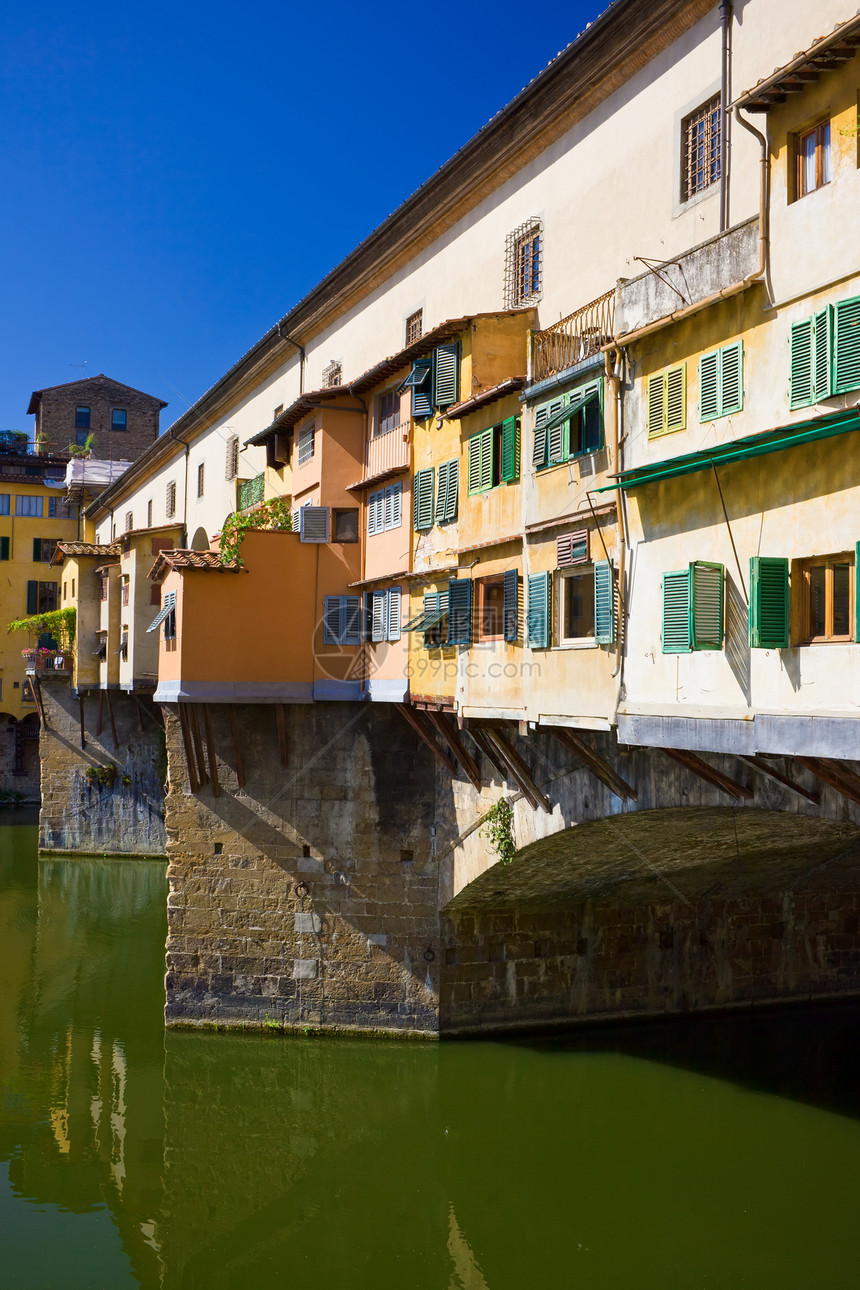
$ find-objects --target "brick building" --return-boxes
[27,374,166,463]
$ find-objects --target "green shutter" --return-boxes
[547,398,566,464]
[789,317,814,409]
[468,436,482,494]
[690,561,724,650]
[533,404,548,468]
[410,358,434,420]
[413,468,434,529]
[834,296,860,395]
[594,560,615,644]
[433,343,459,409]
[749,556,789,649]
[447,578,472,645]
[480,428,493,491]
[813,305,832,401]
[855,542,860,644]
[435,459,458,522]
[26,581,38,615]
[662,568,691,653]
[0,536,9,561]
[500,417,520,482]
[32,538,41,562]
[503,568,518,642]
[422,592,439,649]
[720,341,743,415]
[699,351,720,422]
[527,571,551,648]
[435,461,448,522]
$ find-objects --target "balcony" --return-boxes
[22,649,72,675]
[364,421,411,483]
[531,291,615,384]
[237,473,265,511]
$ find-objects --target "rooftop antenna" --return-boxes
[69,360,89,375]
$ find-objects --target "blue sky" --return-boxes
[0,0,600,439]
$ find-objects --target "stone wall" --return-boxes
[34,375,163,461]
[162,701,439,1036]
[38,680,167,856]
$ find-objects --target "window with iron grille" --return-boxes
[147,499,153,527]
[297,420,315,466]
[322,359,342,389]
[225,435,239,480]
[681,96,721,202]
[196,462,205,498]
[125,511,133,532]
[405,310,423,346]
[504,219,543,308]
[166,480,176,518]
[100,575,109,601]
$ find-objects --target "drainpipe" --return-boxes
[719,1,733,233]
[603,348,626,681]
[733,104,771,301]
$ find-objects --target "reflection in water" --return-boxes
[1,816,860,1289]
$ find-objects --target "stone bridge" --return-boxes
[34,681,860,1037]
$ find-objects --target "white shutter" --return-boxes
[371,590,386,642]
[387,587,401,641]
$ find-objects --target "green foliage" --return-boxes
[0,430,28,451]
[218,496,293,565]
[8,607,76,648]
[68,433,94,457]
[86,763,118,789]
[479,798,516,866]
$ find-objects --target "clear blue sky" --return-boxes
[0,0,600,439]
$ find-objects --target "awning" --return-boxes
[542,388,599,434]
[403,605,449,633]
[595,409,860,492]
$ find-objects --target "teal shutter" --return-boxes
[479,428,493,491]
[749,556,789,649]
[445,459,459,519]
[433,344,459,409]
[447,579,472,645]
[533,404,548,468]
[834,296,860,395]
[594,560,615,644]
[789,318,814,409]
[527,571,551,648]
[503,568,518,642]
[0,536,9,561]
[26,581,38,614]
[410,358,434,419]
[413,468,434,529]
[500,417,520,482]
[32,538,42,562]
[720,342,743,415]
[662,569,691,653]
[435,461,450,522]
[690,561,724,650]
[468,437,482,494]
[547,398,566,464]
[813,306,833,401]
[699,351,720,421]
[582,397,602,453]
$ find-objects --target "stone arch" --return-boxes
[190,526,209,551]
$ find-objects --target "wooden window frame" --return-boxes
[794,119,831,201]
[680,95,721,202]
[297,420,315,466]
[405,309,423,346]
[505,219,543,307]
[477,575,505,642]
[796,552,854,644]
[375,388,401,438]
[196,462,205,498]
[333,508,359,543]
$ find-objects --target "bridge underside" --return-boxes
[440,808,860,1035]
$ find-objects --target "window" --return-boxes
[111,409,127,431]
[367,587,402,643]
[298,506,330,543]
[681,95,721,202]
[400,343,460,418]
[48,496,57,517]
[125,511,133,532]
[274,404,284,419]
[404,589,450,647]
[196,462,205,498]
[26,581,58,614]
[557,529,589,567]
[413,468,435,530]
[323,596,361,646]
[297,420,315,466]
[0,494,9,515]
[468,418,520,492]
[699,342,743,421]
[0,537,9,561]
[225,436,239,480]
[477,577,505,641]
[560,569,595,642]
[147,499,153,527]
[662,562,724,653]
[118,630,128,661]
[75,406,91,429]
[147,590,176,641]
[16,495,43,517]
[333,508,359,543]
[504,219,543,307]
[405,310,423,346]
[448,579,473,646]
[435,459,459,523]
[121,579,130,606]
[533,385,601,466]
[376,389,400,437]
[796,121,830,199]
[32,539,57,563]
[100,575,109,601]
[166,480,177,518]
[647,366,686,437]
[368,482,402,535]
[322,359,342,388]
[790,296,860,408]
[797,553,853,643]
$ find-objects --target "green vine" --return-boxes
[86,764,117,789]
[218,497,293,565]
[479,798,516,866]
[7,607,76,648]
[68,433,94,457]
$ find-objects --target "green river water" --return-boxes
[1,814,859,1289]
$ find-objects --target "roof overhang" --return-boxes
[732,14,860,113]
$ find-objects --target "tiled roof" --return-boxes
[147,549,243,580]
[732,14,860,111]
[52,541,121,566]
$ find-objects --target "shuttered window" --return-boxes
[225,436,239,480]
[527,571,551,648]
[166,480,176,518]
[368,483,401,534]
[790,307,832,408]
[323,595,361,646]
[403,358,434,420]
[435,459,459,523]
[500,417,520,482]
[387,586,401,641]
[503,569,519,642]
[467,419,520,494]
[368,587,402,643]
[533,383,602,467]
[447,578,473,645]
[647,365,686,436]
[433,343,460,410]
[749,556,789,649]
[699,342,743,421]
[467,429,494,494]
[594,560,616,645]
[662,562,724,652]
[557,529,589,567]
[413,468,435,530]
[834,295,860,395]
[299,506,330,543]
[533,403,549,469]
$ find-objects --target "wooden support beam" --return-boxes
[96,690,104,738]
[201,704,220,797]
[662,748,753,800]
[78,695,86,750]
[230,705,245,788]
[467,725,508,779]
[426,710,481,791]
[275,704,288,768]
[105,688,119,750]
[186,705,209,787]
[30,673,47,731]
[797,757,860,808]
[739,755,820,806]
[481,726,550,813]
[395,704,458,775]
[131,693,145,732]
[549,727,637,801]
[177,703,199,793]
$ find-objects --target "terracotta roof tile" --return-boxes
[147,549,243,580]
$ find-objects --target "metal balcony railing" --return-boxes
[237,473,265,510]
[22,649,72,674]
[531,290,615,384]
[364,420,411,480]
